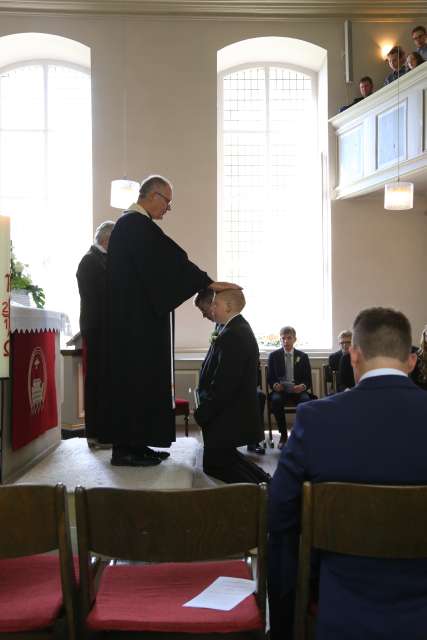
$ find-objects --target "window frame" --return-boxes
[218,60,331,352]
[0,58,92,333]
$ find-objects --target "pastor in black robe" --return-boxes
[105,208,212,447]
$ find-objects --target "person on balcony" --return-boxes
[384,46,407,85]
[406,51,425,69]
[338,76,373,112]
[411,25,427,61]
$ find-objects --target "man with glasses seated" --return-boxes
[329,329,352,391]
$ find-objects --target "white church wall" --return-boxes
[0,13,425,349]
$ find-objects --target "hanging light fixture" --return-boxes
[110,178,139,209]
[110,19,139,209]
[384,46,414,211]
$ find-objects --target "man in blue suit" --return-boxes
[268,307,427,640]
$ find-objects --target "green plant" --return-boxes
[10,245,45,309]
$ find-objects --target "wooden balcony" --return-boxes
[329,64,427,199]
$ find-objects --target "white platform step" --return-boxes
[15,437,202,492]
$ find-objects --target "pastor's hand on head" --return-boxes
[209,281,242,292]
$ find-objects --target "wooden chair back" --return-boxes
[0,483,77,639]
[294,481,427,639]
[76,483,267,621]
[322,364,337,396]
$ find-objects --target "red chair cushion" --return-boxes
[0,555,65,632]
[175,398,190,416]
[87,559,263,632]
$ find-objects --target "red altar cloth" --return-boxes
[11,331,58,450]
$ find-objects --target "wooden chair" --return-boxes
[76,483,267,639]
[0,483,77,639]
[294,481,427,640]
[175,397,190,436]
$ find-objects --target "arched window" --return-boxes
[218,38,330,349]
[0,34,92,333]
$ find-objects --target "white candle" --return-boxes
[0,214,10,378]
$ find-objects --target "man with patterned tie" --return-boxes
[267,326,312,448]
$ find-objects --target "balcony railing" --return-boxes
[329,64,427,199]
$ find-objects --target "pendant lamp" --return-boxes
[110,19,139,209]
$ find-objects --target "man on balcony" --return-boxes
[412,25,427,61]
[384,46,407,85]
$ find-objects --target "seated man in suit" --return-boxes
[194,289,270,484]
[268,307,427,640]
[267,326,312,448]
[194,288,266,455]
[329,329,352,391]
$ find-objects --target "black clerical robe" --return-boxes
[106,210,212,447]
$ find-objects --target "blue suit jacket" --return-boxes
[268,374,427,640]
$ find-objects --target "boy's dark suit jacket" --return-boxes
[269,374,427,640]
[195,314,264,448]
[267,347,312,391]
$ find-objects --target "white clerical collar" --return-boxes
[94,242,107,254]
[359,368,407,383]
[128,202,151,219]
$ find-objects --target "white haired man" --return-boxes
[77,220,115,449]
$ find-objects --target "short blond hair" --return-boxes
[214,289,246,313]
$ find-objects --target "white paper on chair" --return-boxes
[183,576,256,611]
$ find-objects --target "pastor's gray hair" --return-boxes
[139,175,172,199]
[94,220,115,244]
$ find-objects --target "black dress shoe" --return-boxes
[111,450,162,467]
[146,447,170,460]
[136,446,170,460]
[247,444,266,455]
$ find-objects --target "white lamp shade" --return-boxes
[110,179,140,209]
[384,182,414,211]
